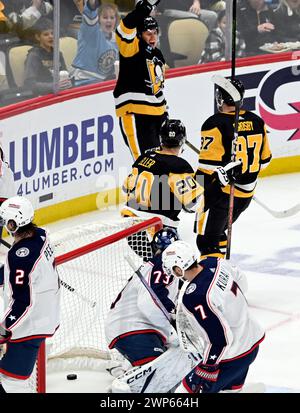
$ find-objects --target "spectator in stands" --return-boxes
[70,0,119,86]
[237,0,276,56]
[3,0,53,41]
[23,18,72,95]
[48,0,84,38]
[157,1,218,31]
[200,9,246,63]
[202,1,226,12]
[272,0,300,42]
[0,1,9,34]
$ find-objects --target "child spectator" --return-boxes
[70,0,119,86]
[23,18,72,95]
[200,9,246,63]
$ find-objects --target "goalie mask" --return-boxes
[215,78,245,110]
[0,196,34,235]
[162,241,198,281]
[159,119,187,148]
[151,227,179,255]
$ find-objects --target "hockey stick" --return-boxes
[125,255,201,354]
[211,74,241,103]
[0,238,97,308]
[0,238,12,249]
[224,0,239,260]
[226,101,240,260]
[125,255,171,322]
[252,196,300,219]
[211,73,241,259]
[231,0,238,79]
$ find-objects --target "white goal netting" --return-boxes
[41,217,161,385]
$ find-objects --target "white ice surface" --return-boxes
[1,172,300,393]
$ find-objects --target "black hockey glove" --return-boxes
[135,0,153,15]
[193,363,220,393]
[0,325,11,344]
[136,0,160,14]
[213,160,242,187]
[226,159,243,182]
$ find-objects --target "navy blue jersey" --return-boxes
[105,254,179,347]
[177,258,264,363]
[1,227,60,341]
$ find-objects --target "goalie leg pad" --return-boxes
[113,346,201,393]
[111,332,167,367]
[0,374,31,393]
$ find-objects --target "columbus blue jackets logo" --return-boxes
[231,65,300,141]
[16,247,30,257]
[257,66,300,141]
[186,283,196,295]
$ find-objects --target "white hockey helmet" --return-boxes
[162,240,198,279]
[0,196,34,234]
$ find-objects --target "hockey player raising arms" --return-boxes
[0,196,60,393]
[113,0,168,160]
[162,240,265,393]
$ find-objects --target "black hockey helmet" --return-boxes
[159,119,187,148]
[215,78,245,109]
[137,16,159,36]
[151,227,179,255]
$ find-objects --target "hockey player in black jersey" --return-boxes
[122,118,242,232]
[0,196,60,393]
[194,78,272,258]
[113,0,168,160]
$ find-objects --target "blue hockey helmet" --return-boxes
[151,227,179,254]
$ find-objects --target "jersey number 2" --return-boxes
[15,269,25,285]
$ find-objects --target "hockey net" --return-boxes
[30,216,162,393]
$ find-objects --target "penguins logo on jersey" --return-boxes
[16,247,30,257]
[98,49,118,76]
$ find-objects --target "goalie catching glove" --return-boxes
[213,160,242,187]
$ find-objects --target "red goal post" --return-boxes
[32,217,162,393]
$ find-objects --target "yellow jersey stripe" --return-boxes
[121,114,141,160]
[116,103,166,117]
